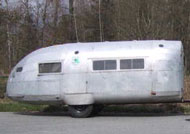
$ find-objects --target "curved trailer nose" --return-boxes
[6,70,25,101]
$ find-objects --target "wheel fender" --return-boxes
[63,93,94,105]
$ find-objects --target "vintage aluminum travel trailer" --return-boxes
[6,40,184,117]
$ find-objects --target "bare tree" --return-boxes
[5,0,11,71]
[98,0,103,41]
[73,0,79,42]
[0,0,190,73]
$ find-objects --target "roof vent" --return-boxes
[159,44,164,48]
[74,51,79,54]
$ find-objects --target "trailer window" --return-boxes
[133,59,144,69]
[39,62,61,73]
[120,59,144,69]
[120,59,132,69]
[93,61,104,70]
[93,60,116,70]
[16,67,23,72]
[105,60,116,70]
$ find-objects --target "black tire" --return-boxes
[68,105,93,118]
[91,104,104,116]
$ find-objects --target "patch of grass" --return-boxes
[0,76,8,98]
[179,104,190,114]
[0,98,67,113]
[0,98,45,112]
[0,99,190,114]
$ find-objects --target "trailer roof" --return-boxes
[17,40,182,66]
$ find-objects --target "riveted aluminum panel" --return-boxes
[6,40,184,104]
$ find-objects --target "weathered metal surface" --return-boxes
[6,40,184,105]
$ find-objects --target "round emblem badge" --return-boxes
[72,57,80,65]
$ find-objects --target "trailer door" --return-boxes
[37,62,62,100]
[62,55,87,94]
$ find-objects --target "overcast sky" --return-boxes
[1,0,70,10]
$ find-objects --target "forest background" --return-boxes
[0,0,190,104]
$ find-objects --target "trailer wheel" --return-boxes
[92,104,104,116]
[68,105,93,118]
